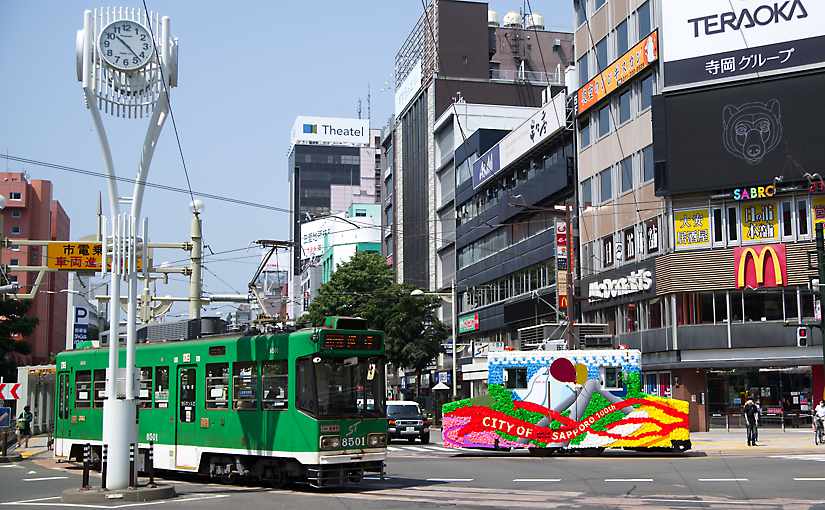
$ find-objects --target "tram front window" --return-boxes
[297,356,385,418]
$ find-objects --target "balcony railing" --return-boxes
[490,67,563,85]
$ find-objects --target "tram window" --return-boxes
[179,367,197,423]
[504,368,528,390]
[154,366,169,408]
[58,374,70,419]
[602,367,623,389]
[233,362,257,410]
[261,361,288,410]
[205,363,229,409]
[76,370,91,408]
[138,367,152,408]
[92,369,106,408]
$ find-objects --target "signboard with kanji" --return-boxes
[46,242,142,271]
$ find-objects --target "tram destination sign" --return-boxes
[322,333,382,351]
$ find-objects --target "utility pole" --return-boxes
[451,279,457,399]
[189,203,203,320]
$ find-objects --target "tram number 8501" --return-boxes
[341,436,366,448]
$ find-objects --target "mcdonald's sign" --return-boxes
[734,244,787,289]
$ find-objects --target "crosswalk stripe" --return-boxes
[513,478,561,482]
[400,446,430,452]
[697,478,749,482]
[770,454,825,462]
[387,446,400,451]
[423,446,455,452]
[605,478,653,482]
[794,477,825,481]
[425,478,473,482]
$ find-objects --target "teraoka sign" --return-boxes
[661,0,825,89]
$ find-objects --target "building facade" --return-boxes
[386,0,574,294]
[0,172,70,362]
[575,0,825,431]
[288,116,383,319]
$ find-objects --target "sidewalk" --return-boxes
[690,428,819,454]
[12,434,51,460]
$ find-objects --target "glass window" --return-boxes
[744,291,783,322]
[578,55,589,88]
[637,1,651,39]
[699,292,715,324]
[600,168,612,202]
[595,36,608,72]
[645,217,660,254]
[784,290,799,319]
[138,367,152,408]
[179,367,197,423]
[798,198,810,237]
[640,74,654,111]
[728,206,740,242]
[713,208,724,244]
[620,157,633,192]
[262,360,289,410]
[75,370,91,409]
[801,289,815,318]
[731,292,744,321]
[505,368,528,389]
[715,293,728,323]
[598,104,611,137]
[233,362,257,410]
[619,90,632,124]
[602,367,623,389]
[624,227,636,260]
[297,356,385,418]
[154,366,169,408]
[781,200,794,238]
[93,369,106,408]
[580,116,591,148]
[582,178,592,208]
[575,0,587,26]
[616,19,629,56]
[205,363,229,409]
[594,0,605,10]
[642,145,654,182]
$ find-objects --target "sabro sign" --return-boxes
[588,269,653,302]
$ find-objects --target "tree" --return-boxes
[304,251,449,396]
[0,299,38,382]
[384,288,448,398]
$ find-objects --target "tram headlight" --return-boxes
[320,435,341,450]
[367,433,387,448]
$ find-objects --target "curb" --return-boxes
[62,485,176,504]
[0,454,22,463]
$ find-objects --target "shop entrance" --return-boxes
[707,366,812,429]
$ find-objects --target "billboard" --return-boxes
[654,72,824,195]
[395,60,422,115]
[472,92,567,188]
[734,244,787,289]
[578,31,659,115]
[291,116,369,147]
[661,0,825,89]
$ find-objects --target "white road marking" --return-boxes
[642,499,763,506]
[605,478,653,482]
[26,470,36,474]
[422,446,455,452]
[387,446,400,451]
[697,478,749,482]
[794,477,825,481]
[0,464,21,468]
[1,493,227,508]
[770,454,825,462]
[425,478,474,482]
[364,476,392,480]
[399,446,430,452]
[22,476,69,482]
[513,478,561,482]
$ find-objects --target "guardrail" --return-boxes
[710,411,812,431]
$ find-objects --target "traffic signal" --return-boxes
[797,327,808,347]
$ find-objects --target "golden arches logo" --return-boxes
[736,245,784,289]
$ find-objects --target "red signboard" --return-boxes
[734,244,787,289]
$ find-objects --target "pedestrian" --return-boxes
[16,405,33,449]
[743,398,759,446]
[754,399,762,444]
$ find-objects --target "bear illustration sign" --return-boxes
[722,99,783,166]
[653,71,823,195]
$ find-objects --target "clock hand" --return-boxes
[116,35,140,59]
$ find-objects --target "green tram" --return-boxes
[53,317,388,487]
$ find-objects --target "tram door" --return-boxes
[55,372,71,456]
[175,366,199,469]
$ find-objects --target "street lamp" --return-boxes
[410,281,458,399]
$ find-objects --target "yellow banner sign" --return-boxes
[46,242,142,271]
[741,200,779,243]
[812,196,825,226]
[674,209,710,249]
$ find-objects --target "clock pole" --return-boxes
[76,7,179,490]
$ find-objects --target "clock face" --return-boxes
[98,20,154,71]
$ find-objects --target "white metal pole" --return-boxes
[189,211,202,320]
[124,217,137,400]
[107,217,120,402]
[65,274,76,351]
[452,279,457,399]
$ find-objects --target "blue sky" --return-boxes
[0,1,571,315]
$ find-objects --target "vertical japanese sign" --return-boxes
[674,209,711,250]
[812,196,825,226]
[555,222,569,310]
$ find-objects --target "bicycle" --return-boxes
[814,417,825,445]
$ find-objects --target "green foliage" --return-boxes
[304,251,448,376]
[570,371,650,445]
[0,299,37,381]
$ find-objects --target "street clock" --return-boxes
[98,20,155,71]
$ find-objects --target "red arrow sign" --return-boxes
[0,383,21,400]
